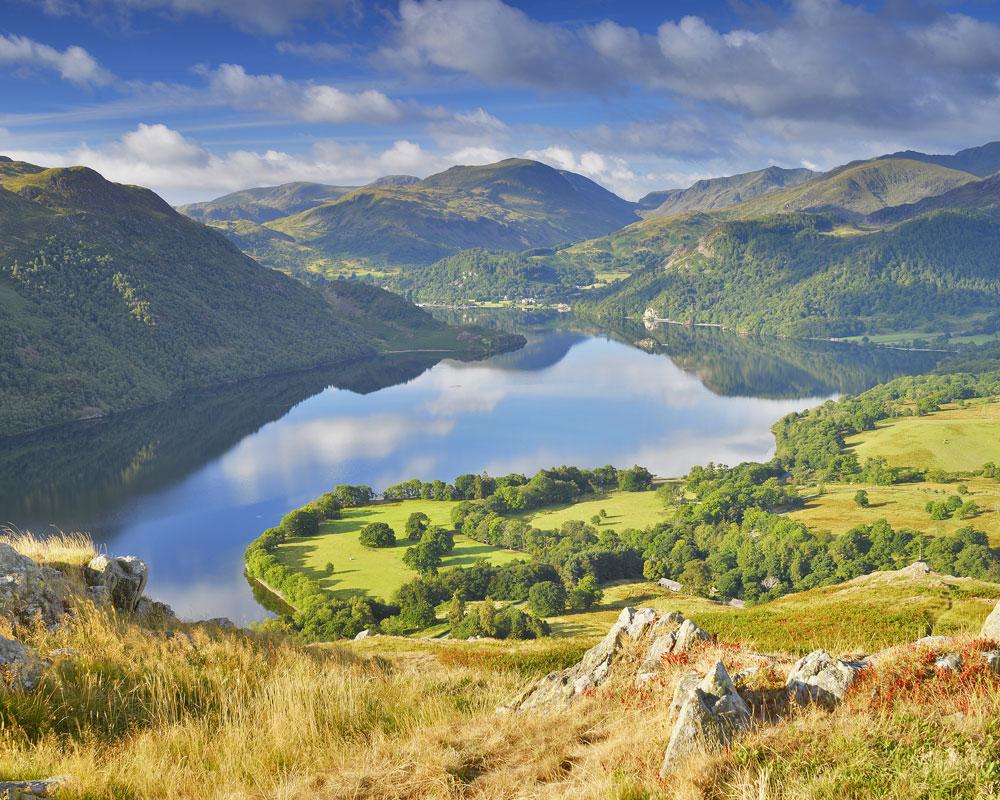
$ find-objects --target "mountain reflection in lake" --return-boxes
[0,319,942,622]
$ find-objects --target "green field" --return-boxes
[846,400,1000,472]
[786,479,1000,545]
[275,500,523,599]
[519,488,670,531]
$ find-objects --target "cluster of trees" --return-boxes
[401,513,456,574]
[382,464,646,509]
[925,494,979,521]
[446,595,550,641]
[676,462,802,523]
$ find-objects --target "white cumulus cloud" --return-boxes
[0,33,113,86]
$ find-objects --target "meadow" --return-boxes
[275,500,523,599]
[519,488,671,532]
[786,479,1000,545]
[846,400,1000,472]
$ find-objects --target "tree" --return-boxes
[447,591,465,630]
[403,541,443,574]
[359,522,396,548]
[332,485,374,508]
[527,580,566,616]
[477,601,497,637]
[567,575,603,611]
[618,465,654,492]
[590,514,602,525]
[957,500,980,519]
[853,489,870,508]
[324,562,335,576]
[312,493,343,520]
[422,526,455,554]
[405,511,430,542]
[280,508,319,537]
[680,559,713,597]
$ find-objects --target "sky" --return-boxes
[3,0,1000,204]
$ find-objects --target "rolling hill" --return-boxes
[0,157,517,438]
[867,172,1000,224]
[187,158,640,276]
[636,165,815,217]
[178,181,356,223]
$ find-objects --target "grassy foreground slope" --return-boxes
[7,531,1000,799]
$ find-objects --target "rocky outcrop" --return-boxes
[84,555,148,613]
[0,543,68,629]
[0,635,45,690]
[660,661,751,778]
[981,598,1000,642]
[636,613,711,686]
[785,649,868,710]
[505,606,695,712]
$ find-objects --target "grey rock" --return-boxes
[0,776,68,798]
[981,599,1000,642]
[354,629,371,641]
[934,653,963,672]
[202,616,236,630]
[673,618,712,654]
[0,543,66,629]
[635,612,686,686]
[914,635,950,649]
[0,636,45,690]
[659,661,752,777]
[786,649,867,709]
[84,555,148,613]
[982,651,1000,675]
[134,597,178,626]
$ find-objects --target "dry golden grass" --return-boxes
[0,528,96,567]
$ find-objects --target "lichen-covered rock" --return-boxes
[0,635,46,690]
[786,649,867,709]
[983,651,1000,675]
[0,543,67,629]
[84,555,148,613]
[134,597,178,627]
[659,661,752,777]
[634,613,711,686]
[981,599,1000,642]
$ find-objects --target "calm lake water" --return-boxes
[0,316,942,622]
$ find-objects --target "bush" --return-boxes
[527,580,566,616]
[618,465,654,491]
[359,522,396,548]
[405,512,430,542]
[567,575,603,610]
[280,508,319,537]
[311,493,343,520]
[853,489,870,508]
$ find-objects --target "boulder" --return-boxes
[0,636,45,690]
[0,776,68,798]
[659,661,752,777]
[84,555,148,613]
[786,649,867,709]
[0,543,66,629]
[981,599,1000,642]
[354,629,371,641]
[934,653,963,672]
[134,598,178,627]
[673,618,712,654]
[635,612,711,686]
[982,651,1000,676]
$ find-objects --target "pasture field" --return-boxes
[845,400,1000,472]
[520,488,669,532]
[786,479,1000,545]
[275,500,522,599]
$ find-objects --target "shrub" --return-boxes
[280,508,319,537]
[528,580,566,616]
[359,522,396,548]
[853,489,870,508]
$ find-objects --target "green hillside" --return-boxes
[0,158,516,438]
[868,173,1000,224]
[582,209,1000,337]
[637,165,815,217]
[205,158,639,275]
[177,181,356,223]
[727,157,977,219]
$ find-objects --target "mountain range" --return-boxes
[0,157,519,438]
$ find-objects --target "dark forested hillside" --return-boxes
[583,210,1000,337]
[0,158,516,438]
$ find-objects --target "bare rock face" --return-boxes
[0,635,46,690]
[635,613,711,686]
[0,543,67,629]
[659,661,752,778]
[785,649,867,709]
[981,599,1000,642]
[505,607,660,711]
[84,555,148,613]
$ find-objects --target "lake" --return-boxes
[0,315,942,622]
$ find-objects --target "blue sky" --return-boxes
[3,0,1000,203]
